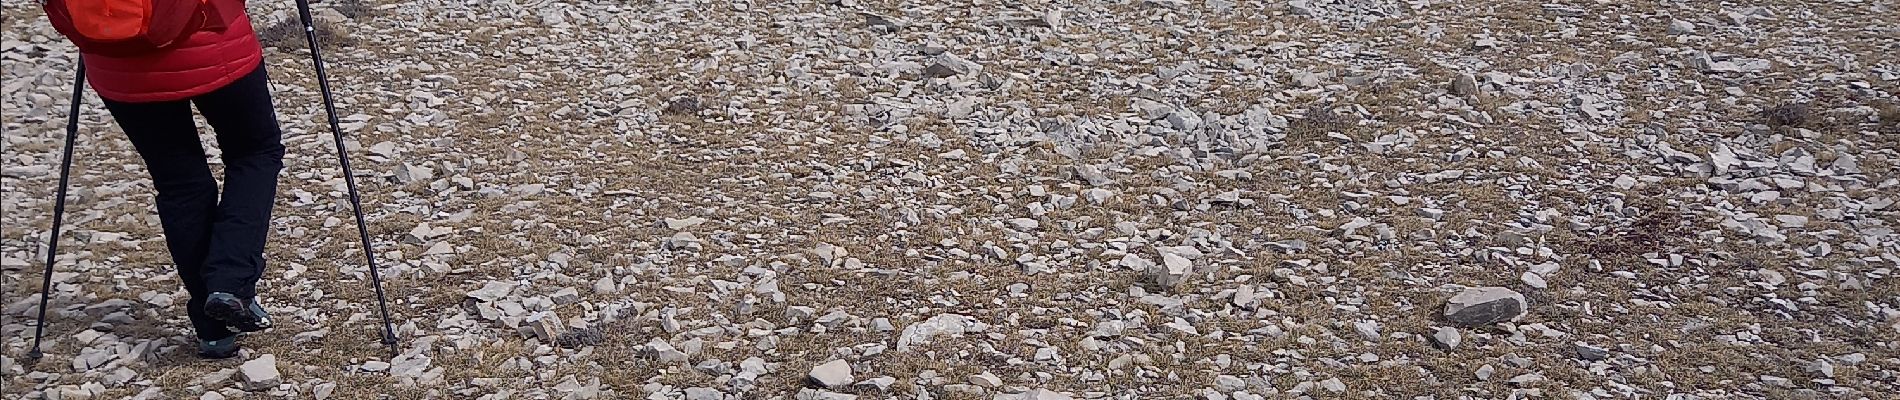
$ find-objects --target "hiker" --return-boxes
[42,0,279,358]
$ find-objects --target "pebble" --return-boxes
[665,217,709,229]
[313,383,336,400]
[968,371,1002,388]
[855,376,896,391]
[1431,327,1462,350]
[1319,378,1346,393]
[1508,373,1546,385]
[685,387,724,400]
[1152,252,1194,288]
[1444,287,1528,327]
[808,360,854,388]
[647,339,689,364]
[1215,375,1246,392]
[527,311,567,341]
[1065,163,1112,184]
[1574,343,1609,361]
[923,53,982,78]
[239,354,282,391]
[897,314,984,351]
[1451,73,1480,96]
[1669,19,1696,34]
[1351,321,1381,342]
[1809,359,1836,378]
[1520,271,1549,289]
[1005,389,1074,400]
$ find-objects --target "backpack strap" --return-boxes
[197,0,229,33]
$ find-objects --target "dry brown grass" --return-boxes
[1877,101,1900,128]
[258,18,357,52]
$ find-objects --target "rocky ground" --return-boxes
[4,0,1899,399]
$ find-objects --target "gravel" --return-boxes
[3,0,1895,398]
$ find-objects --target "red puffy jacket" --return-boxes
[82,0,262,103]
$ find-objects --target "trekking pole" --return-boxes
[293,0,398,355]
[29,59,86,360]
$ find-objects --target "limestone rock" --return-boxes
[239,354,282,391]
[1444,287,1527,327]
[808,359,854,388]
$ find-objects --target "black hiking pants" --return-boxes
[100,63,283,341]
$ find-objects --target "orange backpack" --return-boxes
[43,0,227,57]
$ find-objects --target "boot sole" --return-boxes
[198,348,240,359]
[206,298,271,333]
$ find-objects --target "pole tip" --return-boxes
[28,349,43,360]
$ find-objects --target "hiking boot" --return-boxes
[206,292,272,333]
[198,336,239,359]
